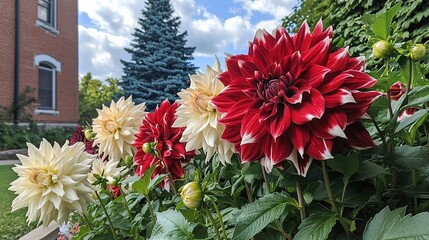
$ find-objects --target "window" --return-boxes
[38,63,55,110]
[34,55,61,115]
[37,0,57,33]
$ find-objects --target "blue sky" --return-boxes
[78,0,297,80]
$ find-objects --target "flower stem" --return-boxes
[370,116,387,151]
[321,161,350,237]
[204,204,222,240]
[211,200,228,240]
[94,190,118,240]
[261,166,271,193]
[167,173,178,195]
[82,213,93,230]
[244,180,253,202]
[406,57,413,94]
[145,193,156,224]
[119,189,133,220]
[295,181,306,222]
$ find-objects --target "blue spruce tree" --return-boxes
[121,0,197,110]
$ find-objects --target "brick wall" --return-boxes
[0,0,78,124]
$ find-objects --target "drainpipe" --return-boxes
[13,0,20,124]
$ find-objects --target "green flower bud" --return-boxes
[410,44,426,61]
[124,155,134,167]
[142,142,152,154]
[84,129,95,141]
[372,40,393,58]
[181,182,203,209]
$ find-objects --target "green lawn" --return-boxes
[0,165,35,239]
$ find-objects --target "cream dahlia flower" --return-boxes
[9,139,95,227]
[173,57,235,164]
[92,96,146,161]
[88,158,125,185]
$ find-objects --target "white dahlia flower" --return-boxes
[92,96,146,161]
[9,139,95,226]
[173,57,235,164]
[88,158,125,185]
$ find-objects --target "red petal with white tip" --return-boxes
[341,70,377,89]
[327,47,349,72]
[264,135,293,165]
[306,134,333,160]
[319,72,353,94]
[346,56,365,71]
[324,88,356,108]
[344,122,376,149]
[287,149,313,177]
[268,105,291,140]
[290,89,325,125]
[240,142,265,162]
[253,28,276,50]
[287,124,310,157]
[302,65,331,88]
[293,21,311,51]
[310,111,347,139]
[302,36,331,66]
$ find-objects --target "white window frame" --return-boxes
[36,0,58,35]
[34,55,61,115]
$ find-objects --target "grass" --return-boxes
[0,165,36,239]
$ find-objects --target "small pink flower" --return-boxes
[389,81,406,101]
[398,108,417,121]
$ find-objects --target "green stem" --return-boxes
[204,204,222,240]
[167,173,178,195]
[412,170,418,213]
[244,180,253,202]
[211,200,228,240]
[82,213,93,230]
[370,116,387,152]
[406,57,413,94]
[386,90,394,119]
[145,193,156,224]
[120,189,133,220]
[94,190,118,240]
[295,181,306,222]
[261,166,271,193]
[321,161,350,238]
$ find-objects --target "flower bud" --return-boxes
[181,182,203,209]
[123,155,134,167]
[142,142,152,154]
[84,129,95,141]
[410,44,426,61]
[373,40,393,58]
[389,81,406,101]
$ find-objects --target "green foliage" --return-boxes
[151,210,196,240]
[79,72,123,124]
[0,86,36,122]
[294,214,336,240]
[363,206,429,239]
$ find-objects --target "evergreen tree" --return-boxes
[121,0,197,110]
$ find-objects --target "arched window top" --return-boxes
[34,54,61,72]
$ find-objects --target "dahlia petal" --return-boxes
[324,88,356,108]
[221,125,242,144]
[240,142,264,162]
[218,71,233,86]
[341,70,377,89]
[319,72,353,94]
[287,149,313,177]
[219,99,253,126]
[340,91,382,123]
[238,60,259,77]
[327,47,349,72]
[344,122,376,150]
[301,65,330,88]
[293,21,311,51]
[287,124,310,157]
[253,28,276,50]
[259,102,278,121]
[212,85,249,113]
[311,19,333,45]
[306,134,333,160]
[272,26,287,41]
[270,34,294,61]
[286,51,304,80]
[251,44,272,72]
[310,111,347,139]
[268,105,291,140]
[240,110,267,145]
[290,89,325,125]
[346,56,365,71]
[264,135,293,164]
[302,36,331,66]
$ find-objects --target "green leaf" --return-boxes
[363,206,429,240]
[367,97,388,118]
[387,145,429,171]
[294,214,337,240]
[370,3,401,39]
[232,192,294,240]
[148,174,167,191]
[132,163,157,195]
[352,161,387,181]
[150,210,195,240]
[327,153,360,180]
[395,109,429,133]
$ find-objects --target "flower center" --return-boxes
[104,120,119,133]
[29,168,58,187]
[193,92,214,112]
[257,73,309,105]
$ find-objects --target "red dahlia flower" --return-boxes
[212,20,381,176]
[133,100,197,180]
[69,126,96,154]
[389,81,406,101]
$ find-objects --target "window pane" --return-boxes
[37,6,48,22]
[38,67,53,109]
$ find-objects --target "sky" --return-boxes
[78,0,298,80]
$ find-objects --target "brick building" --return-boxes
[0,0,78,126]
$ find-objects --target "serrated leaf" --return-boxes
[352,161,387,181]
[148,174,167,191]
[294,214,336,240]
[363,206,429,240]
[387,145,429,171]
[132,163,157,195]
[150,210,195,240]
[232,192,294,240]
[367,96,388,118]
[327,153,360,180]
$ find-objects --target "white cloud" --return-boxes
[78,0,297,80]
